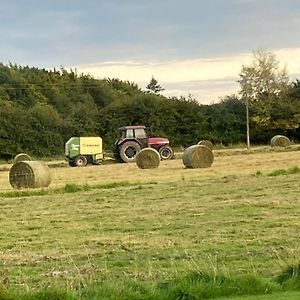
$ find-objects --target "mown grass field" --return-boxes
[0,146,300,299]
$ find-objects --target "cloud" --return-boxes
[1,0,300,71]
[73,53,250,84]
[275,48,300,76]
[72,55,247,104]
[162,79,239,104]
[73,47,300,104]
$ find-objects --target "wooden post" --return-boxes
[246,98,250,149]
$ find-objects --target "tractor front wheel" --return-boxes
[119,141,141,163]
[74,155,88,167]
[159,146,174,160]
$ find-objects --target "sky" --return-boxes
[1,0,300,104]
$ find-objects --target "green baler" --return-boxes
[65,137,103,167]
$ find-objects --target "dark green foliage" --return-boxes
[97,93,208,148]
[0,63,299,158]
[203,95,246,145]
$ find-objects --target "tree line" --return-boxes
[0,50,299,158]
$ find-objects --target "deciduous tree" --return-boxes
[238,50,291,147]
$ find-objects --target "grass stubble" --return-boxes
[0,148,300,299]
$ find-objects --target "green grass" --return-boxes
[0,181,157,198]
[267,166,300,176]
[0,270,300,299]
[1,151,300,298]
[218,291,300,300]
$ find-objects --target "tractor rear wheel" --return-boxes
[159,146,174,160]
[119,141,141,163]
[74,155,88,167]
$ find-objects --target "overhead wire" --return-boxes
[0,82,112,90]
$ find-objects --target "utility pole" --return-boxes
[246,97,250,149]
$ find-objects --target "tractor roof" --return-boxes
[119,125,146,130]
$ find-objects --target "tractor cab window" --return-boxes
[134,128,146,139]
[126,129,134,138]
[121,131,126,139]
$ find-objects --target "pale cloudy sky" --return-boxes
[1,0,300,103]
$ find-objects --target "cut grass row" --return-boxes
[1,165,299,198]
[0,181,157,198]
[1,143,300,171]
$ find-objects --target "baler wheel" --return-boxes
[74,155,88,167]
[68,160,76,167]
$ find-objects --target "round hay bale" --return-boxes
[182,145,214,169]
[14,153,31,163]
[9,161,51,189]
[270,135,290,147]
[197,140,213,150]
[135,148,160,169]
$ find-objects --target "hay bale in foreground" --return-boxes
[197,140,213,150]
[270,135,290,147]
[9,161,51,189]
[14,153,31,163]
[135,148,160,169]
[182,145,214,169]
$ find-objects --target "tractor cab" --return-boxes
[118,125,148,148]
[114,125,173,163]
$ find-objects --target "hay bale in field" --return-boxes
[135,148,160,169]
[197,140,213,150]
[14,153,31,163]
[9,161,51,189]
[270,135,290,147]
[182,145,214,169]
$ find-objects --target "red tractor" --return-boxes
[114,125,174,163]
